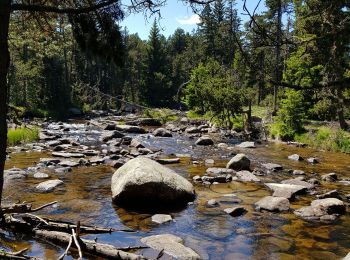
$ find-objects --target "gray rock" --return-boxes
[193,175,202,182]
[346,194,350,201]
[52,152,85,158]
[223,206,247,217]
[141,234,200,260]
[206,167,235,176]
[217,143,228,149]
[255,196,290,212]
[316,190,340,199]
[111,157,195,206]
[130,139,144,148]
[307,157,319,164]
[33,172,49,179]
[237,141,255,148]
[195,136,214,146]
[288,154,303,161]
[226,154,250,171]
[265,183,307,200]
[58,160,79,167]
[153,128,172,137]
[89,156,105,164]
[206,199,219,208]
[322,173,338,182]
[54,167,72,173]
[115,125,146,134]
[100,130,124,142]
[204,159,215,165]
[236,170,260,182]
[294,198,346,221]
[262,163,283,171]
[292,170,305,175]
[343,252,350,260]
[151,214,173,224]
[40,158,61,165]
[185,126,200,134]
[47,140,62,147]
[36,179,63,192]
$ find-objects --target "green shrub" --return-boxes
[7,127,40,146]
[270,90,305,141]
[143,108,178,124]
[295,127,350,153]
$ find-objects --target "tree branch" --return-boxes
[11,0,118,14]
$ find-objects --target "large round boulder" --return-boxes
[111,157,195,207]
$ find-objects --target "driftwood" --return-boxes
[1,201,57,215]
[34,229,147,260]
[20,215,135,234]
[0,248,38,260]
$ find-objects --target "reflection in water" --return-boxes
[3,136,350,259]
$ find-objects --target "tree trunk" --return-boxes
[273,0,282,115]
[0,0,11,208]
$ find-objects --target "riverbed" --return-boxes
[3,119,350,259]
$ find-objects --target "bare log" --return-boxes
[34,229,147,260]
[21,215,134,234]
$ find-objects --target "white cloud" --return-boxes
[176,14,201,25]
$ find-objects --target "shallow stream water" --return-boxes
[3,128,350,259]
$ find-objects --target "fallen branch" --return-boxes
[34,229,147,259]
[72,228,83,260]
[0,248,37,260]
[21,215,134,234]
[1,201,57,215]
[57,234,73,260]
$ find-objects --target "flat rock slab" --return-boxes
[265,183,307,199]
[262,163,283,171]
[58,160,80,167]
[151,214,173,224]
[40,158,61,165]
[322,173,338,182]
[206,167,235,176]
[33,172,49,179]
[52,152,85,158]
[255,196,290,212]
[141,234,200,260]
[36,179,64,192]
[236,141,255,148]
[236,170,260,182]
[281,178,314,189]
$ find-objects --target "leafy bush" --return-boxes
[270,90,305,140]
[143,108,178,124]
[309,98,337,121]
[184,59,244,128]
[8,127,40,146]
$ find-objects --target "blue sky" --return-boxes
[121,0,266,39]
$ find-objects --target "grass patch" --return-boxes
[7,127,40,146]
[295,126,350,153]
[143,108,178,124]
